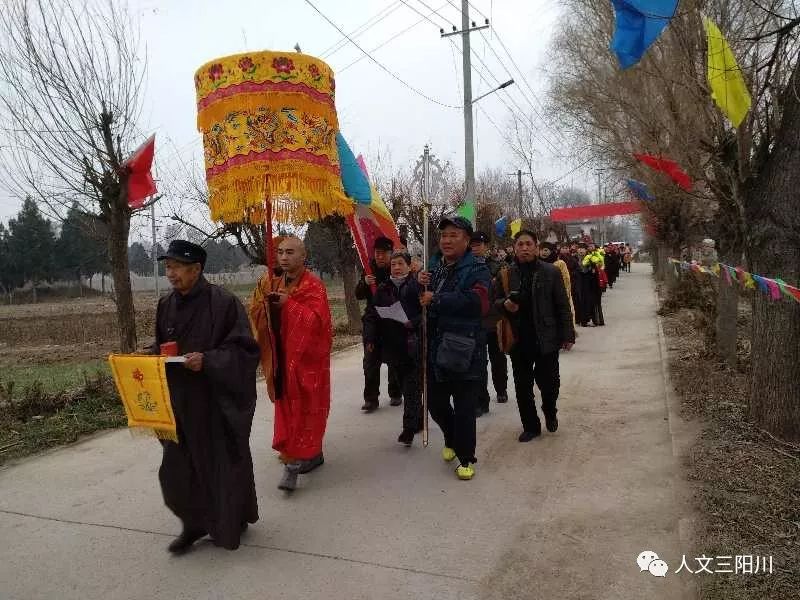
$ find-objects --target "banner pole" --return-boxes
[421,144,431,448]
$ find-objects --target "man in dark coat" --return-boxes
[153,240,260,554]
[355,236,401,412]
[419,217,491,481]
[470,231,509,415]
[496,230,575,441]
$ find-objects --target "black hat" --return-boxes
[470,231,489,244]
[438,215,474,237]
[373,236,394,251]
[157,240,207,267]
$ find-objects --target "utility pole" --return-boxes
[151,203,159,297]
[441,4,491,226]
[461,0,475,223]
[517,169,523,218]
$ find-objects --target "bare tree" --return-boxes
[547,0,800,438]
[0,0,146,352]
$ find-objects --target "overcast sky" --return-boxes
[0,0,597,239]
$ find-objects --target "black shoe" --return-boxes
[545,416,558,432]
[241,522,249,534]
[496,393,508,404]
[299,452,324,474]
[167,528,207,554]
[389,396,403,407]
[278,463,301,491]
[475,406,489,418]
[397,429,414,446]
[361,401,378,413]
[518,430,541,443]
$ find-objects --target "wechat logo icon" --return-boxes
[637,550,669,577]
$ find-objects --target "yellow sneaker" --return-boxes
[441,447,456,462]
[456,464,475,480]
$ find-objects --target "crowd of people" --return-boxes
[144,224,635,554]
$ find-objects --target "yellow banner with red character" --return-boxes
[108,354,178,442]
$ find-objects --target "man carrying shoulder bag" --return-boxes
[418,217,491,481]
[495,229,575,442]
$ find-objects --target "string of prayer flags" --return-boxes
[610,0,679,69]
[108,354,178,441]
[509,218,523,238]
[668,258,800,304]
[626,179,655,201]
[634,153,692,191]
[704,17,751,127]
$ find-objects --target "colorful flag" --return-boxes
[346,154,401,275]
[704,18,751,127]
[495,216,508,237]
[610,0,678,69]
[456,201,475,224]
[108,354,177,441]
[509,218,523,238]
[336,133,372,204]
[626,179,655,201]
[634,153,692,191]
[122,134,157,209]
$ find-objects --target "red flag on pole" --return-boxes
[122,134,157,209]
[633,153,692,191]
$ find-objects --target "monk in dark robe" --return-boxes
[153,240,260,554]
[250,237,333,492]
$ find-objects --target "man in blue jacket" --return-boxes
[419,217,491,481]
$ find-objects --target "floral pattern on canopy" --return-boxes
[195,51,353,224]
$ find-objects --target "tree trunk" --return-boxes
[108,210,137,353]
[744,59,800,441]
[340,259,363,336]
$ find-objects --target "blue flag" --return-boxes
[495,216,508,237]
[610,0,678,69]
[335,132,372,204]
[626,178,655,201]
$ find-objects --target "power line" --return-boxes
[407,0,565,156]
[304,0,462,109]
[488,29,569,144]
[319,1,403,59]
[341,2,449,73]
[478,29,567,145]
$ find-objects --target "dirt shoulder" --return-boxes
[661,306,799,599]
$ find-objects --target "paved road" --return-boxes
[0,269,697,600]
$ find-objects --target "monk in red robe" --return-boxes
[250,237,332,492]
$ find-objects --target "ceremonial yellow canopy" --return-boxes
[195,50,353,224]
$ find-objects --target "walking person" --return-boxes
[250,237,333,492]
[575,243,605,327]
[153,240,260,553]
[356,236,402,412]
[495,231,575,441]
[470,230,509,416]
[372,251,424,445]
[418,216,491,481]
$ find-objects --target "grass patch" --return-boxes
[0,373,125,465]
[1,359,110,394]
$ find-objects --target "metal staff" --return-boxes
[421,144,430,447]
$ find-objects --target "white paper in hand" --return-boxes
[375,301,410,324]
[164,356,187,364]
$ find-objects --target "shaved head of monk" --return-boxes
[277,237,306,276]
